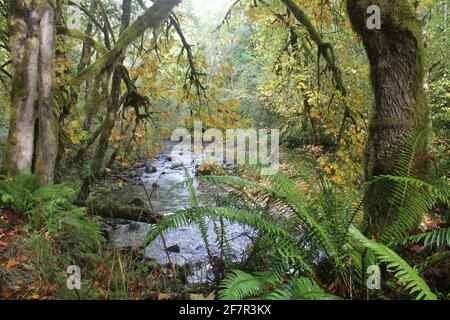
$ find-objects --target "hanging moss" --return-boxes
[73,0,181,86]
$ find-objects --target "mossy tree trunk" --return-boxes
[7,0,40,176]
[88,0,132,176]
[7,0,59,185]
[35,0,58,185]
[78,0,131,201]
[346,0,431,236]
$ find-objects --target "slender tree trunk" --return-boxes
[346,0,431,235]
[304,97,322,145]
[81,69,112,131]
[90,0,132,176]
[6,1,40,175]
[78,0,132,201]
[107,120,133,169]
[35,1,58,185]
[78,0,97,73]
[76,0,97,109]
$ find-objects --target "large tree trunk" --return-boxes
[346,1,431,236]
[7,0,58,185]
[6,0,40,176]
[35,1,58,185]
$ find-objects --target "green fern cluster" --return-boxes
[364,129,449,243]
[139,129,449,300]
[143,167,441,300]
[0,175,103,250]
[219,270,340,300]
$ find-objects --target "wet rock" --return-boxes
[145,166,157,174]
[196,163,225,176]
[156,154,172,162]
[135,162,146,168]
[167,244,181,253]
[99,221,112,241]
[171,160,184,169]
[128,223,140,231]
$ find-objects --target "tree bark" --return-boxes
[304,97,322,145]
[346,0,431,235]
[6,0,40,176]
[107,120,133,169]
[77,0,97,73]
[35,1,58,185]
[90,0,132,177]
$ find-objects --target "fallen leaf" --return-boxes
[5,259,17,271]
[43,284,58,295]
[0,287,11,299]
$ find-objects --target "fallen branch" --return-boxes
[85,203,163,224]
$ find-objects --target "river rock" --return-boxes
[171,160,184,169]
[145,166,157,174]
[128,222,140,231]
[167,244,181,253]
[156,154,172,162]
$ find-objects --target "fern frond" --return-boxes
[219,270,278,300]
[199,175,341,268]
[265,277,341,300]
[349,225,437,300]
[219,271,340,300]
[393,227,450,249]
[394,128,429,178]
[368,175,449,243]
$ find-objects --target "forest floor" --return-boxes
[1,145,448,300]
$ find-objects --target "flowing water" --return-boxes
[107,142,253,283]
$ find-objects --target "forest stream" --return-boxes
[1,0,448,302]
[104,142,253,283]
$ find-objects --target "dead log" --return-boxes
[85,203,163,224]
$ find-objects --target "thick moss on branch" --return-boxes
[280,0,347,95]
[72,0,181,86]
[56,27,108,55]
